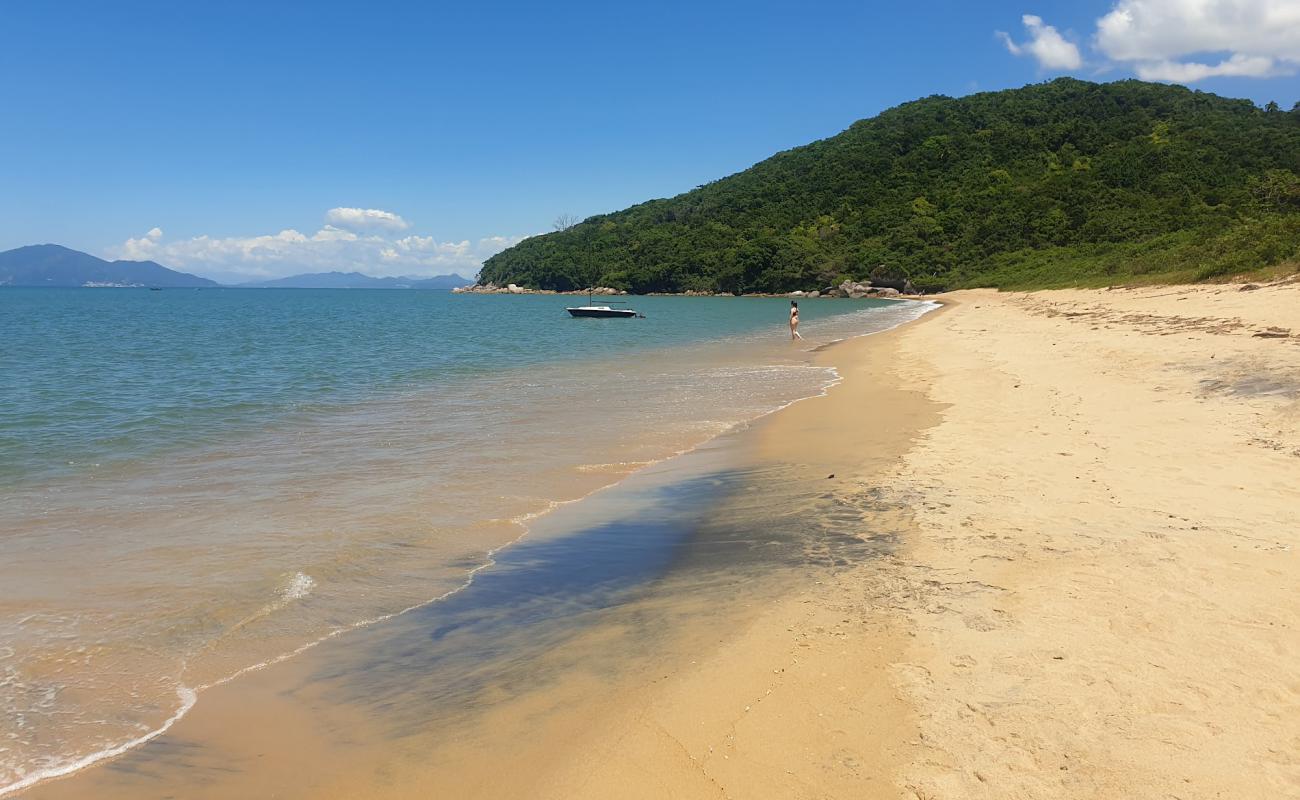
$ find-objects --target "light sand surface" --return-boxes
[20,281,1298,799]
[544,279,1300,799]
[534,322,940,800]
[890,282,1299,799]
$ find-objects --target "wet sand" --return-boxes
[531,314,940,799]
[23,336,937,800]
[22,279,1300,798]
[550,280,1300,799]
[3,297,931,795]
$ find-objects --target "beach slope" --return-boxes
[547,279,1300,799]
[891,281,1300,799]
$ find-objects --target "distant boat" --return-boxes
[565,291,641,318]
[566,304,638,318]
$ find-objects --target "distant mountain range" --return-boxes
[0,245,473,290]
[236,271,472,289]
[0,244,218,287]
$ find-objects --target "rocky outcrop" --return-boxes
[452,282,562,295]
[647,289,725,296]
[863,274,920,295]
[824,280,905,299]
[451,281,914,298]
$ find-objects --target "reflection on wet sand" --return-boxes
[26,426,901,799]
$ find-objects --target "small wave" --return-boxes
[575,460,653,473]
[1,298,941,797]
[281,572,315,602]
[0,686,197,798]
[231,571,316,629]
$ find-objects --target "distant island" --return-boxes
[479,78,1300,293]
[0,245,472,290]
[0,244,218,288]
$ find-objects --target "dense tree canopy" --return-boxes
[480,79,1300,292]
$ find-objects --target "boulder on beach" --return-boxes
[839,279,903,299]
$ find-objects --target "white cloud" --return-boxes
[310,225,358,242]
[1095,0,1300,81]
[476,234,529,251]
[323,207,410,231]
[998,2,1299,82]
[997,14,1084,70]
[107,210,532,282]
[1135,52,1281,81]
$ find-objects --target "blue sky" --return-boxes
[2,0,1297,282]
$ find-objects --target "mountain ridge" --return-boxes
[0,244,218,288]
[0,246,473,290]
[480,78,1300,293]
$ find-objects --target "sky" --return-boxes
[2,0,1297,283]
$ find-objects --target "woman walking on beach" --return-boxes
[790,300,803,340]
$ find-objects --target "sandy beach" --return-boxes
[889,282,1299,799]
[538,279,1300,799]
[18,280,1299,799]
[12,11,1300,798]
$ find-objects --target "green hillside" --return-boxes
[480,79,1300,293]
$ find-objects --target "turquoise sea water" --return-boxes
[2,288,884,485]
[0,287,934,796]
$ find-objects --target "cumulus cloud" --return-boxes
[108,211,532,282]
[1095,0,1300,80]
[324,207,410,231]
[1000,2,1300,83]
[1134,52,1281,81]
[997,14,1084,70]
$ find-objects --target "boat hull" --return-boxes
[566,307,637,318]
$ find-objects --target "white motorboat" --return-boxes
[565,304,638,318]
[565,291,641,318]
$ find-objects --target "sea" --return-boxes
[0,287,935,795]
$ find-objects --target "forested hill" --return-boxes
[480,79,1300,293]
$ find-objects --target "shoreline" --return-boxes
[13,301,939,799]
[531,308,949,798]
[540,279,1299,798]
[21,277,1299,798]
[452,280,921,300]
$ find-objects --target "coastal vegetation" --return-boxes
[480,79,1300,293]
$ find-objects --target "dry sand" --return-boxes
[543,279,1300,799]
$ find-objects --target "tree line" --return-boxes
[480,78,1300,292]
